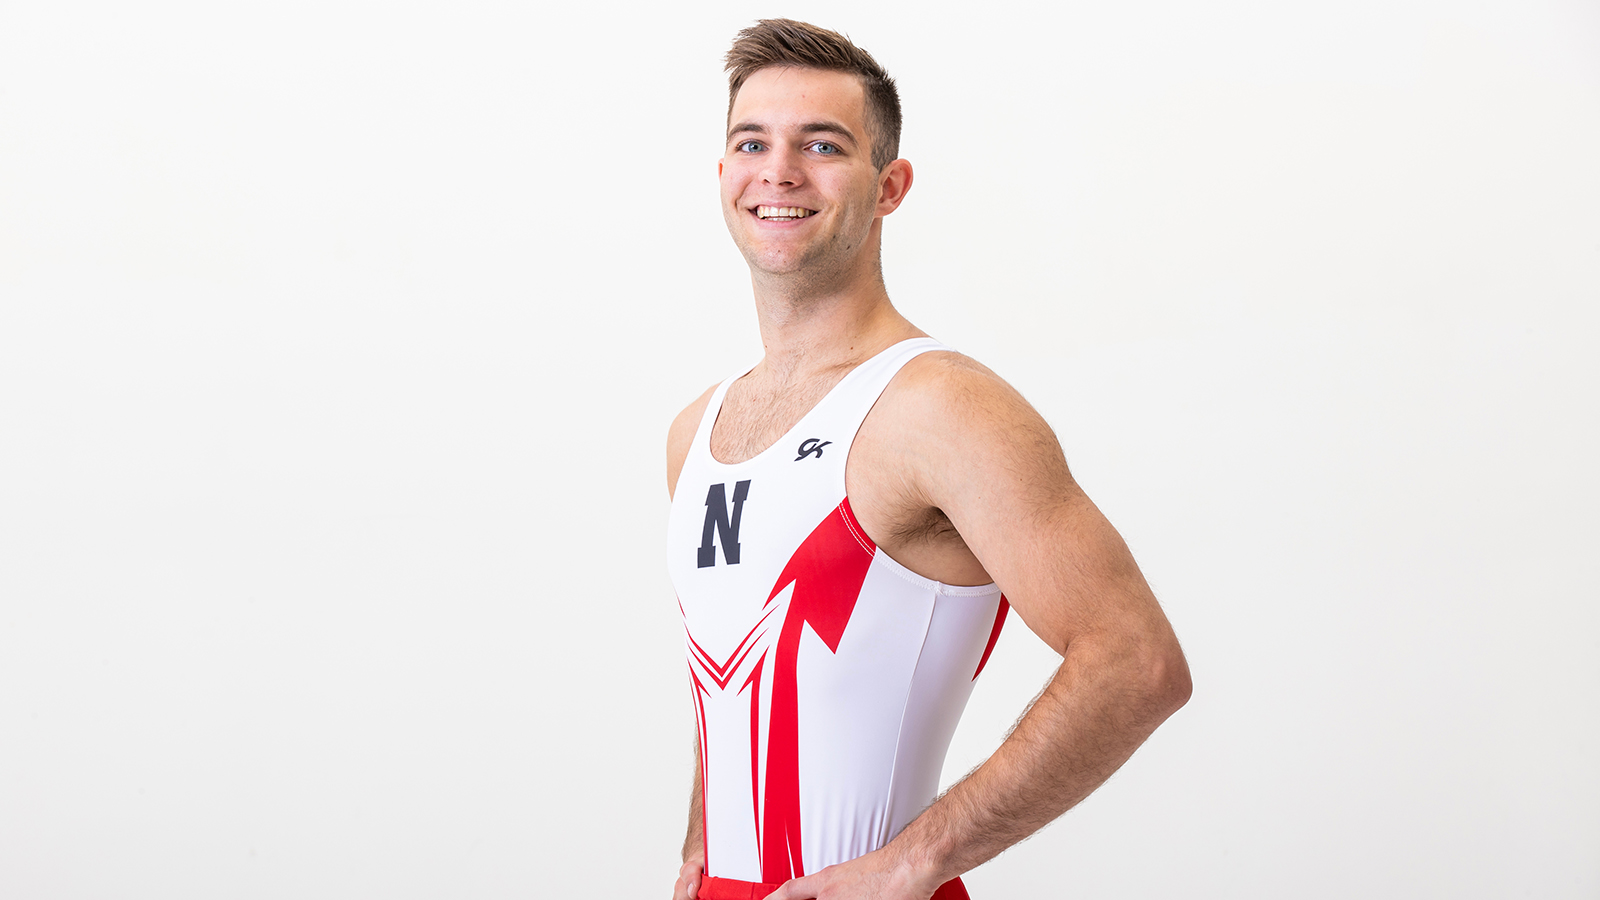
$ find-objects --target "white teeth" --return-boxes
[756,205,814,219]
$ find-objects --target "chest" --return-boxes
[708,373,849,465]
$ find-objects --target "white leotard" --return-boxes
[668,338,1009,883]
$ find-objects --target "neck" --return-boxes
[747,232,922,385]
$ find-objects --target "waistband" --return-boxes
[698,875,970,900]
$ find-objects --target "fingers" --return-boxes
[766,875,816,900]
[672,860,702,900]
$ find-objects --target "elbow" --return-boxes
[1139,638,1192,720]
[1152,640,1190,711]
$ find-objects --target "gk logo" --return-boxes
[698,480,751,568]
[795,438,832,461]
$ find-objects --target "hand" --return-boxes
[672,853,705,900]
[765,848,945,900]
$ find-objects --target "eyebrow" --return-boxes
[727,121,861,148]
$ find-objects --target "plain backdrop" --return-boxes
[1,1,1597,897]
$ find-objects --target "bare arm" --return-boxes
[888,521,1188,884]
[771,357,1191,899]
[683,741,705,862]
[673,742,706,900]
[668,385,717,900]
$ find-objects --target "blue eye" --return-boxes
[811,142,839,154]
[736,140,765,152]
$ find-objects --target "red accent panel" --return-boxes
[972,596,1009,681]
[758,501,876,883]
[698,876,970,900]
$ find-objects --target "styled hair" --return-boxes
[724,19,902,170]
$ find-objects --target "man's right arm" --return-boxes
[673,743,706,900]
[668,385,717,900]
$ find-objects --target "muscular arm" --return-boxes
[888,516,1188,884]
[773,356,1191,899]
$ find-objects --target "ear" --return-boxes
[717,159,724,178]
[875,158,914,217]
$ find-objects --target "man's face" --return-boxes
[719,67,892,281]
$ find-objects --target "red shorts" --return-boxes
[697,875,970,900]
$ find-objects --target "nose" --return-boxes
[760,144,804,187]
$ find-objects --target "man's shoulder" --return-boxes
[869,346,1063,478]
[882,348,1031,428]
[666,382,720,499]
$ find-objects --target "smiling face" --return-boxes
[719,66,909,287]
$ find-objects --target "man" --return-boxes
[666,19,1190,900]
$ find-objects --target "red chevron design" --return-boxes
[686,604,780,690]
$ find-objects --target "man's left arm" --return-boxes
[770,358,1192,900]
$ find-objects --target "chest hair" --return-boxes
[709,368,852,465]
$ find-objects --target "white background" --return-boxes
[2,1,1596,897]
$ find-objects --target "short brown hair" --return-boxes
[725,19,902,170]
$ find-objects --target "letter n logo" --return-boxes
[698,480,751,568]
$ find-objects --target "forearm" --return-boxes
[674,743,707,899]
[683,743,705,863]
[886,636,1190,881]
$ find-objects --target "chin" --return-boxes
[737,243,808,275]
[748,258,805,277]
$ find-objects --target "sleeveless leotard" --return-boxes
[667,338,1009,884]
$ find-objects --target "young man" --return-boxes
[666,19,1191,900]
